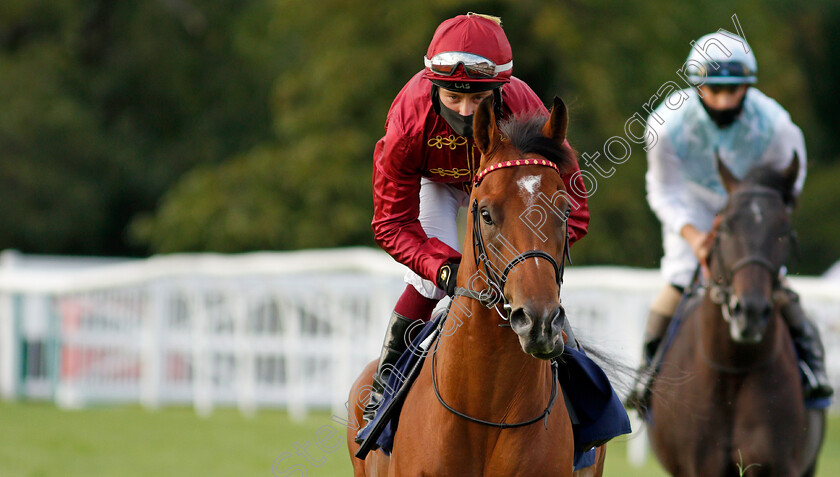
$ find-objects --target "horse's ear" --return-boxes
[542,96,568,145]
[782,152,800,194]
[716,151,740,194]
[474,95,499,163]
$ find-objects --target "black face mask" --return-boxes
[430,85,503,138]
[438,103,474,137]
[700,95,746,129]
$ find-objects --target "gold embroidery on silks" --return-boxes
[427,135,468,150]
[428,167,473,179]
[468,142,477,178]
[426,134,480,180]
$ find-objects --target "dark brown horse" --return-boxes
[346,96,607,476]
[648,156,826,476]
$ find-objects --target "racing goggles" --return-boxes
[424,52,513,79]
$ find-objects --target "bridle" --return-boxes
[706,186,791,324]
[432,157,569,430]
[454,158,569,320]
[684,186,794,374]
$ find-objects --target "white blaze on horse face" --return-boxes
[750,199,763,224]
[517,175,541,206]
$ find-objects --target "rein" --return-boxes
[430,157,567,429]
[432,336,560,429]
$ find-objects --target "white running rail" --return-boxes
[1,248,838,428]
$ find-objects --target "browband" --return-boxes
[473,158,560,186]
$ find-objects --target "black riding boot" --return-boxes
[626,312,672,411]
[362,311,414,423]
[776,288,834,400]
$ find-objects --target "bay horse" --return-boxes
[346,96,607,476]
[648,156,826,476]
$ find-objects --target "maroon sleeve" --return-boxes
[560,153,590,245]
[371,120,461,284]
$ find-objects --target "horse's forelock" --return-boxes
[499,115,577,174]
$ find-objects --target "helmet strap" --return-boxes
[493,87,504,119]
[431,84,441,115]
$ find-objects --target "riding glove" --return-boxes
[437,262,459,297]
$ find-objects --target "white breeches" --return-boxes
[405,178,470,299]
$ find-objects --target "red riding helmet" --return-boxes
[423,13,512,92]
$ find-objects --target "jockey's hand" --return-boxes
[437,262,459,297]
[682,224,712,273]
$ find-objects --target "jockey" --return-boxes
[636,32,833,406]
[364,13,591,422]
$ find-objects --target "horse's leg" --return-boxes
[346,360,390,477]
[800,409,826,477]
[572,445,607,477]
[731,428,801,477]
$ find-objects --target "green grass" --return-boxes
[0,401,838,476]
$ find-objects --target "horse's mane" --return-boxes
[740,164,795,205]
[499,115,577,174]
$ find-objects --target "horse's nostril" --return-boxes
[509,308,533,332]
[760,302,773,321]
[733,296,774,327]
[550,307,565,331]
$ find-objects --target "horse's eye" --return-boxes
[480,209,494,225]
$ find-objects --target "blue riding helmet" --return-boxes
[685,32,757,85]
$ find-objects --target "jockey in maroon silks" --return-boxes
[364,13,590,421]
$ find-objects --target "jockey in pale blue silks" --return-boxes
[633,32,833,407]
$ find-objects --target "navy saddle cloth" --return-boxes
[355,312,631,470]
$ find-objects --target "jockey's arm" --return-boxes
[645,126,700,238]
[760,117,808,198]
[680,224,711,264]
[371,132,461,284]
[560,151,590,245]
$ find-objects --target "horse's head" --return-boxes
[467,96,577,359]
[709,155,799,343]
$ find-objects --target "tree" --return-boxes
[3,0,839,274]
[130,0,840,274]
[0,0,277,254]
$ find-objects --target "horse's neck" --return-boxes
[697,292,781,369]
[433,292,552,415]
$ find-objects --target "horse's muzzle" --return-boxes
[510,304,565,359]
[726,295,773,343]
